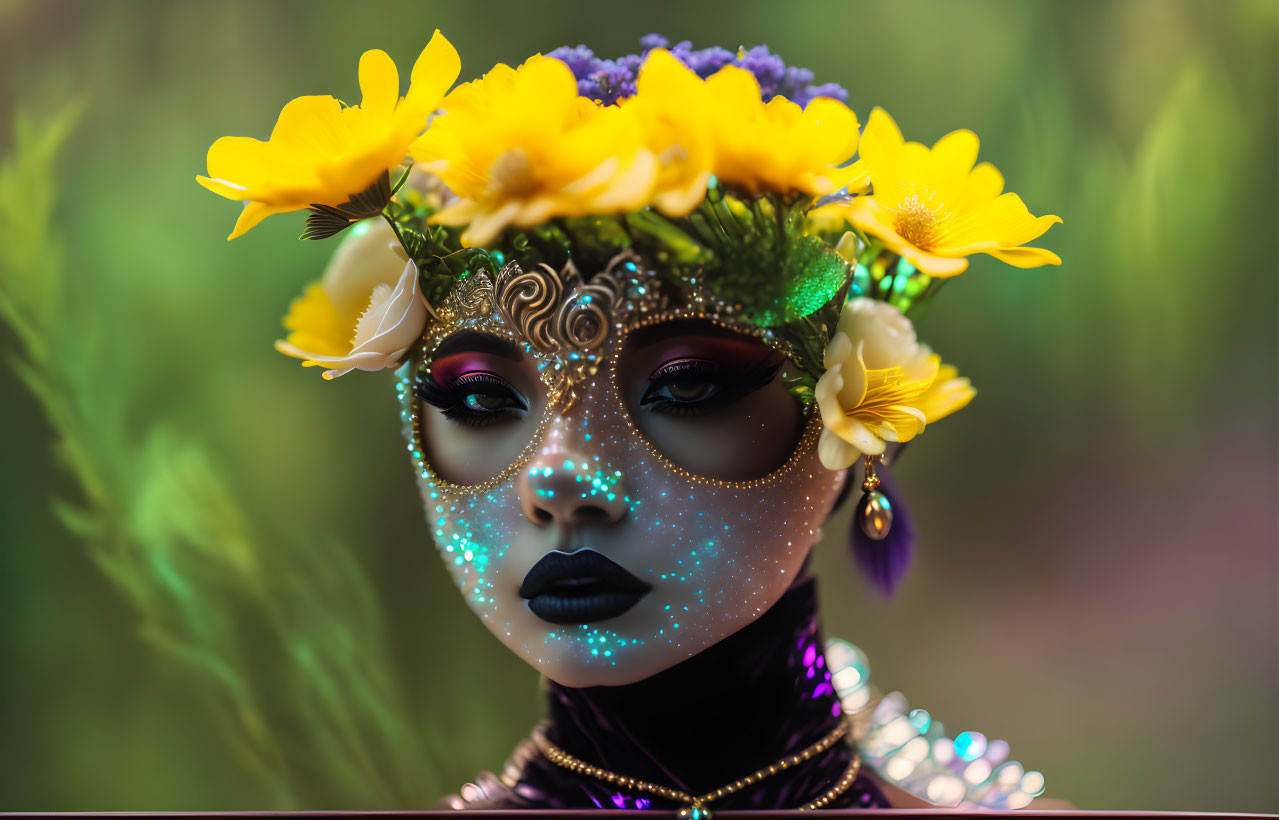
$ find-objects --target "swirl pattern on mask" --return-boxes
[555,275,620,349]
[496,261,564,353]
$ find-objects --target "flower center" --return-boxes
[488,148,539,198]
[893,195,938,250]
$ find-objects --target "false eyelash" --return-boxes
[414,375,455,409]
[641,354,785,417]
[414,372,529,428]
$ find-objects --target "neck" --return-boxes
[543,576,849,807]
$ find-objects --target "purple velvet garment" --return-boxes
[454,578,887,810]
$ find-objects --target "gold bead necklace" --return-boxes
[532,721,860,818]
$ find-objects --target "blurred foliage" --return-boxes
[0,106,449,808]
[0,0,1275,813]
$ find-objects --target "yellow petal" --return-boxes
[844,417,886,455]
[428,197,484,226]
[519,55,581,106]
[981,244,1063,268]
[583,150,659,212]
[858,107,906,199]
[823,331,853,370]
[227,200,294,240]
[631,49,714,212]
[651,169,712,216]
[358,49,399,115]
[877,404,927,442]
[952,161,1004,213]
[406,30,461,112]
[459,199,524,247]
[914,364,976,422]
[940,192,1060,250]
[196,173,246,200]
[818,427,861,471]
[800,97,860,165]
[269,95,352,157]
[835,159,870,194]
[635,47,704,101]
[279,282,358,358]
[927,127,979,204]
[706,65,764,107]
[894,243,969,277]
[203,134,298,194]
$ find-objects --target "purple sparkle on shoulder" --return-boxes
[546,35,849,106]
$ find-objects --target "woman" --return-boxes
[200,32,1063,813]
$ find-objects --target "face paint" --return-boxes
[398,252,847,687]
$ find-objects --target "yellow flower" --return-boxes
[198,31,460,240]
[410,55,658,247]
[815,297,974,469]
[275,220,428,379]
[622,48,715,216]
[703,65,866,197]
[838,107,1061,277]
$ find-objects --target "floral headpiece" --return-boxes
[199,31,1060,571]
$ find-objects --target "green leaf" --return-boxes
[301,206,355,240]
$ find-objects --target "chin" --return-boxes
[529,638,704,688]
[484,593,775,688]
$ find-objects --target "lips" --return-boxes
[520,549,651,625]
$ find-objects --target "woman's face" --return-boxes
[400,259,846,687]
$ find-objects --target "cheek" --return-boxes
[619,421,843,620]
[419,477,530,610]
[629,378,803,481]
[420,403,542,486]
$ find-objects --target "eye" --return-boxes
[462,392,517,411]
[640,356,782,418]
[416,371,529,428]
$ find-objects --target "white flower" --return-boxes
[815,297,975,470]
[274,219,429,380]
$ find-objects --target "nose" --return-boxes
[518,451,630,527]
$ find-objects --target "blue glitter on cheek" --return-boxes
[545,625,647,666]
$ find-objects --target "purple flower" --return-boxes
[797,82,850,107]
[546,44,597,77]
[739,45,786,96]
[546,35,849,106]
[680,45,736,78]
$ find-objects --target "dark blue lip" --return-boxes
[520,549,650,625]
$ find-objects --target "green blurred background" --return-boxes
[1,0,1275,811]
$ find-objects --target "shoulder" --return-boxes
[439,736,543,810]
[827,637,1053,811]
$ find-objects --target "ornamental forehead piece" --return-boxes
[432,250,667,353]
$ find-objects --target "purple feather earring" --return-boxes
[850,454,915,596]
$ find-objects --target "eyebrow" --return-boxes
[431,330,524,362]
[625,319,760,351]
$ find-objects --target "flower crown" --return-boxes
[198,31,1061,472]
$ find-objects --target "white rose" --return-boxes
[275,219,429,380]
[815,297,974,470]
